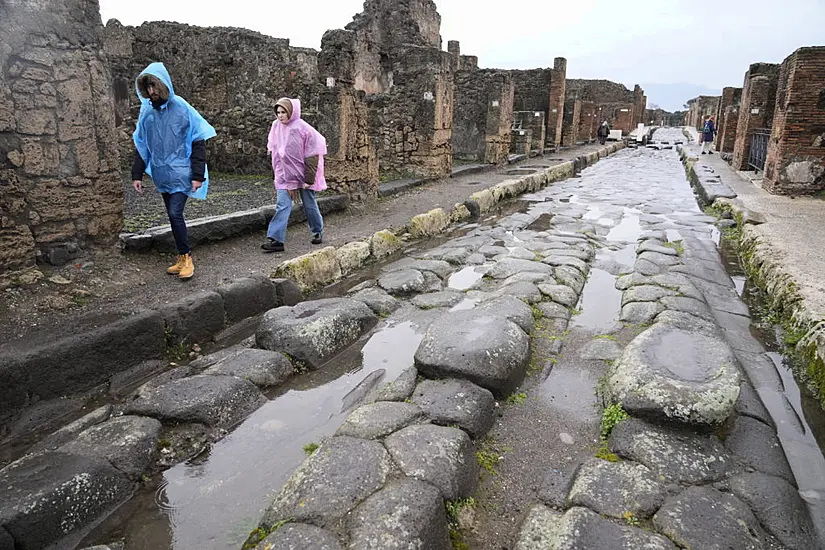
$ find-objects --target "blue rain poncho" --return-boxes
[133,62,216,199]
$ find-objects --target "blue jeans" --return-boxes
[162,192,190,254]
[266,188,323,243]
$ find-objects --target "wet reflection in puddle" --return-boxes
[538,367,599,420]
[92,322,423,550]
[606,211,642,242]
[448,266,486,290]
[572,269,622,331]
[450,298,478,312]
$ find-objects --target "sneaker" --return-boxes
[261,239,285,252]
[701,151,706,154]
[708,151,714,155]
[311,233,323,245]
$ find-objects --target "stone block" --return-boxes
[202,348,293,389]
[216,275,277,324]
[369,229,403,260]
[412,378,496,438]
[273,246,342,290]
[336,241,371,276]
[469,188,495,212]
[335,401,425,439]
[157,290,226,345]
[408,208,450,238]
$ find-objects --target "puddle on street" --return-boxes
[84,321,423,550]
[448,266,486,290]
[571,269,622,332]
[606,210,642,242]
[538,365,599,420]
[450,298,478,312]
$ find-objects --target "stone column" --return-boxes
[561,98,581,146]
[483,73,514,164]
[715,87,742,153]
[763,47,825,195]
[546,57,566,148]
[0,0,122,281]
[447,40,460,72]
[731,63,780,171]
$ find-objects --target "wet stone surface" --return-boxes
[566,458,666,519]
[412,378,496,438]
[253,523,343,550]
[335,401,425,440]
[200,348,293,388]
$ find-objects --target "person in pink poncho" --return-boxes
[261,97,328,252]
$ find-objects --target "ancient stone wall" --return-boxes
[103,20,319,176]
[763,47,825,195]
[715,87,742,153]
[732,63,780,171]
[547,58,567,148]
[453,69,514,164]
[0,0,122,279]
[508,59,566,148]
[685,95,721,130]
[561,98,581,146]
[565,79,642,135]
[577,101,598,143]
[513,111,545,151]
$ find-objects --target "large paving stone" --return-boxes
[537,284,578,307]
[347,478,451,550]
[653,486,770,550]
[384,258,454,280]
[537,301,572,320]
[659,296,714,321]
[554,266,586,294]
[579,337,622,361]
[567,458,666,519]
[411,290,465,309]
[619,301,664,324]
[350,287,401,317]
[253,523,342,550]
[335,401,425,439]
[729,472,818,549]
[0,452,133,550]
[607,324,741,425]
[365,366,418,403]
[609,418,733,484]
[124,374,265,428]
[157,290,225,344]
[256,298,378,369]
[541,255,588,274]
[475,295,534,334]
[29,405,112,454]
[378,269,427,296]
[59,415,161,479]
[497,280,542,304]
[414,311,530,397]
[725,416,795,485]
[487,258,554,279]
[260,436,392,530]
[384,424,478,499]
[202,348,293,388]
[621,284,679,305]
[412,378,495,438]
[654,309,718,336]
[514,505,676,550]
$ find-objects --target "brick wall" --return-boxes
[763,47,825,195]
[1,0,122,279]
[547,57,567,148]
[453,69,514,164]
[561,98,581,146]
[509,57,566,149]
[715,87,741,153]
[565,79,640,135]
[577,101,598,143]
[731,63,780,171]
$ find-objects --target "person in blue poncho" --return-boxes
[131,62,216,280]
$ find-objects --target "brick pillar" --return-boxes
[633,85,646,126]
[578,102,597,143]
[715,87,741,153]
[562,98,581,146]
[484,74,514,164]
[731,63,780,171]
[763,47,825,195]
[546,57,567,148]
[447,40,460,72]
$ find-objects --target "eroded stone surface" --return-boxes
[378,269,427,296]
[260,436,392,530]
[487,258,553,279]
[538,284,578,307]
[384,424,478,499]
[351,287,401,317]
[725,416,795,484]
[412,378,495,438]
[607,324,740,425]
[579,338,622,361]
[202,348,293,388]
[411,290,465,309]
[567,458,666,519]
[253,523,342,550]
[335,401,425,439]
[365,367,418,403]
[619,301,664,324]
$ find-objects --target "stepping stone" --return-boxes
[637,240,679,256]
[384,424,478,500]
[579,338,622,361]
[0,452,133,550]
[412,378,496,438]
[538,284,578,308]
[347,478,451,550]
[475,295,534,334]
[383,259,454,280]
[567,458,666,519]
[259,436,392,530]
[251,523,342,550]
[365,367,418,403]
[541,255,588,274]
[607,325,740,425]
[256,298,378,368]
[497,280,542,304]
[621,285,679,306]
[336,401,425,440]
[415,310,530,397]
[537,301,572,320]
[659,296,714,321]
[609,419,733,484]
[653,486,770,550]
[729,472,819,549]
[725,416,795,485]
[125,374,265,428]
[202,348,293,388]
[487,258,554,279]
[514,505,676,550]
[378,269,427,296]
[351,287,401,317]
[555,266,586,294]
[619,302,663,324]
[58,415,161,479]
[411,290,465,309]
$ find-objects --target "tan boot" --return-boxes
[167,254,186,275]
[177,253,194,280]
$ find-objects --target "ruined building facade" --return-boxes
[1,0,122,281]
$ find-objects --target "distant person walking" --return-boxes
[261,97,327,253]
[131,62,216,280]
[701,115,716,154]
[597,121,610,145]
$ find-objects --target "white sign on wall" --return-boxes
[534,112,541,117]
[423,91,434,101]
[751,108,760,114]
[325,77,336,87]
[491,100,499,107]
[551,109,558,113]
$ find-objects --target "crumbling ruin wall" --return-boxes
[732,63,780,171]
[763,47,825,195]
[453,69,514,163]
[0,0,122,279]
[577,101,598,143]
[103,20,319,176]
[561,98,581,146]
[715,87,742,153]
[685,95,721,130]
[508,58,566,148]
[547,58,567,148]
[565,79,641,135]
[513,111,545,152]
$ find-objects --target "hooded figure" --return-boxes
[597,120,610,144]
[261,97,327,253]
[131,62,216,279]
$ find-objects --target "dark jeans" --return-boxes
[162,192,190,254]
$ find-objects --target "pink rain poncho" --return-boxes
[266,98,328,192]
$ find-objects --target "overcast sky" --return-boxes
[99,0,825,111]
